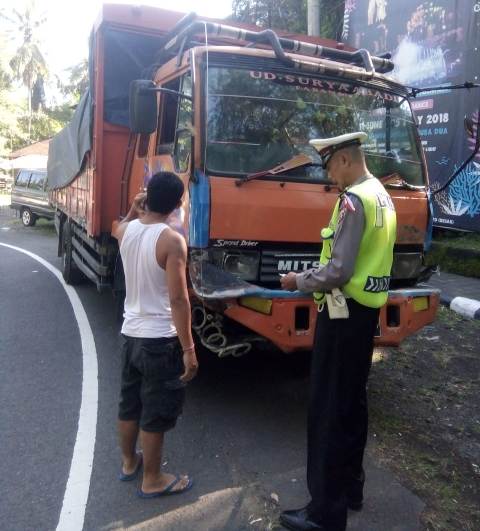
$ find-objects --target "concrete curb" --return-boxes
[439,294,480,319]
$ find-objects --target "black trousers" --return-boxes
[306,298,379,531]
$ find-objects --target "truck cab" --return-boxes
[127,38,438,354]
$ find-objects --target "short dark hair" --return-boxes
[146,171,184,215]
[345,145,364,162]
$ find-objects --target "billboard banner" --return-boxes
[343,0,480,231]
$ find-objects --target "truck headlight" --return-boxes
[207,249,260,281]
[223,251,260,281]
[206,250,259,281]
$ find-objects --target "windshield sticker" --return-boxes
[248,70,400,102]
[249,70,357,94]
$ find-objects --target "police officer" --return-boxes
[280,132,397,531]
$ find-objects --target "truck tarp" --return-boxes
[48,28,164,190]
[47,91,92,190]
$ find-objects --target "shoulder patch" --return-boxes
[342,194,356,212]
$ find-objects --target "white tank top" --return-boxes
[120,220,177,338]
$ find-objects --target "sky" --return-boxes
[1,0,233,82]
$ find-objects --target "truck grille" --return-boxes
[260,250,320,282]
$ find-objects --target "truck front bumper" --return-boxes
[189,260,440,353]
[223,287,440,353]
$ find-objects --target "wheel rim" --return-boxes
[22,210,30,224]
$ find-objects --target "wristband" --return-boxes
[183,345,195,353]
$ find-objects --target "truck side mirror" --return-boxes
[129,80,158,134]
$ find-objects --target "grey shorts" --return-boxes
[118,335,186,432]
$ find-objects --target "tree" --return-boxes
[1,0,48,138]
[0,61,11,93]
[0,34,24,155]
[18,109,65,141]
[59,59,89,104]
[231,0,308,33]
[0,33,12,94]
[0,97,26,156]
[318,0,345,40]
[0,4,75,154]
[230,0,345,40]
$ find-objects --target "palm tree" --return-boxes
[1,0,48,138]
[60,59,89,103]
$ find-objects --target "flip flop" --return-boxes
[137,475,194,498]
[118,453,143,482]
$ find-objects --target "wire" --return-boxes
[409,82,480,98]
[431,109,480,196]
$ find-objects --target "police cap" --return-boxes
[309,132,368,169]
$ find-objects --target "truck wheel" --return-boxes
[21,208,37,227]
[62,223,85,285]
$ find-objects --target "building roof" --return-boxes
[9,139,50,159]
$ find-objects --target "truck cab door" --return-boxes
[153,71,193,178]
[128,70,193,199]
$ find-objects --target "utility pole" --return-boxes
[307,0,321,36]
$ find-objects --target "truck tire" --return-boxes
[21,207,37,227]
[62,222,85,285]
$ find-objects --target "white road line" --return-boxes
[0,243,98,531]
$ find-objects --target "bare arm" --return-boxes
[112,192,146,243]
[164,232,198,382]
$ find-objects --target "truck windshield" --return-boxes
[206,67,425,186]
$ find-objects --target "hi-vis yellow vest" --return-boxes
[313,177,397,309]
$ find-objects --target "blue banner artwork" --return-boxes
[343,0,480,231]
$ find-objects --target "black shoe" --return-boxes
[280,508,325,530]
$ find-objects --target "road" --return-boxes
[0,202,424,531]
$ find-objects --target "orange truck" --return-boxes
[48,4,439,356]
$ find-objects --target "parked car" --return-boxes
[10,169,54,226]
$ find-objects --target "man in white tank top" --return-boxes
[112,171,198,498]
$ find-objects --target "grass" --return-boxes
[368,307,480,530]
[6,217,55,231]
[433,231,480,252]
[426,231,480,278]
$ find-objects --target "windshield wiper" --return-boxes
[380,172,424,190]
[235,153,320,186]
